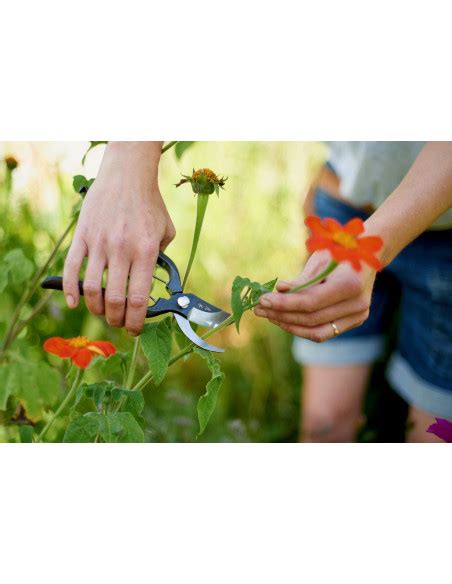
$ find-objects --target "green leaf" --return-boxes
[19,426,34,443]
[63,412,144,443]
[81,141,108,165]
[231,276,277,332]
[140,317,172,386]
[0,269,8,293]
[175,141,195,160]
[63,413,100,442]
[2,361,61,422]
[231,276,251,332]
[194,348,225,436]
[0,365,13,410]
[72,174,95,195]
[3,249,34,285]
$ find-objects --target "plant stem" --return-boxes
[0,216,77,358]
[182,193,209,289]
[288,261,338,293]
[161,141,178,154]
[9,290,53,341]
[37,368,84,443]
[126,336,140,389]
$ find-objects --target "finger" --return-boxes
[83,252,107,316]
[275,311,369,342]
[125,256,155,336]
[105,256,131,327]
[63,238,87,309]
[259,270,362,313]
[254,297,370,328]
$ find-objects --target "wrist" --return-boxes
[102,141,162,190]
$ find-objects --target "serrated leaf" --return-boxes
[194,348,225,436]
[81,141,108,165]
[175,141,195,160]
[63,411,144,443]
[3,249,34,285]
[140,317,172,386]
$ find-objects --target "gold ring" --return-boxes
[330,322,339,337]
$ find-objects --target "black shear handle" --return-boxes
[41,251,183,295]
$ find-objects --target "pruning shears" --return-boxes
[40,251,230,353]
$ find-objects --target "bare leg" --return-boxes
[300,364,373,442]
[406,405,445,443]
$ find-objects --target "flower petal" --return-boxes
[358,236,384,252]
[358,249,383,271]
[427,418,452,442]
[323,217,342,233]
[343,218,365,236]
[43,337,76,359]
[306,236,333,253]
[71,348,94,369]
[88,341,117,358]
[305,216,333,238]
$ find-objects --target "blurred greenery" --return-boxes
[0,141,407,442]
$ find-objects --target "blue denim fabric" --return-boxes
[293,188,452,417]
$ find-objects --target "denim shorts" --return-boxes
[293,189,452,418]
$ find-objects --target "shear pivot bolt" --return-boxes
[177,296,191,309]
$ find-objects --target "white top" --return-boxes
[326,141,452,229]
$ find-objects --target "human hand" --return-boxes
[63,142,176,336]
[254,250,376,342]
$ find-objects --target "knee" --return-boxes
[301,404,362,442]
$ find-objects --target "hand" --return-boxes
[63,142,176,336]
[255,250,376,341]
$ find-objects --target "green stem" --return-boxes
[126,337,140,389]
[288,261,338,293]
[161,141,178,154]
[0,216,77,358]
[182,193,209,289]
[9,290,53,341]
[37,368,84,443]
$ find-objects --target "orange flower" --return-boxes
[43,336,116,369]
[305,216,384,272]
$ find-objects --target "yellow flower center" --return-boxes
[69,336,90,348]
[332,231,358,250]
[192,168,219,183]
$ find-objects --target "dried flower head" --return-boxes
[5,156,18,171]
[175,168,227,196]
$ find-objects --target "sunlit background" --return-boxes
[0,141,330,442]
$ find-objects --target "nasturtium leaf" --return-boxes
[3,249,34,285]
[81,141,108,166]
[140,317,172,386]
[175,141,195,160]
[19,425,34,443]
[194,348,225,436]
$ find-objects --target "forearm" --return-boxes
[365,142,452,266]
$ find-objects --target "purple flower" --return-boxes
[427,418,452,442]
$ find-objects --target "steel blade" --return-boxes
[174,314,225,353]
[187,306,230,329]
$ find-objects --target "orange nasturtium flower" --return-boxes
[305,216,384,272]
[43,336,116,369]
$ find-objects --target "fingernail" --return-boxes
[260,297,272,308]
[254,308,267,317]
[66,295,75,308]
